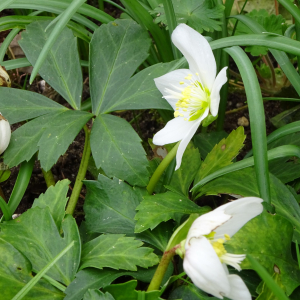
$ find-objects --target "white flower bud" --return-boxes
[0,113,11,154]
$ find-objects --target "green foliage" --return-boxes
[32,179,70,229]
[194,130,228,159]
[134,191,210,233]
[103,280,162,300]
[168,284,222,299]
[167,142,201,196]
[80,234,158,271]
[38,110,92,171]
[256,273,285,300]
[0,208,81,286]
[19,21,83,109]
[0,87,67,125]
[89,19,151,115]
[0,238,64,300]
[270,105,300,128]
[83,290,115,300]
[226,211,300,295]
[236,9,286,56]
[151,0,224,33]
[90,115,149,186]
[194,126,245,183]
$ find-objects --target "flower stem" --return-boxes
[147,245,179,291]
[42,168,55,187]
[147,142,180,194]
[65,125,91,215]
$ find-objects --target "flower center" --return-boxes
[174,74,210,121]
[205,231,246,271]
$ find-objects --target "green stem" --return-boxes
[42,168,56,187]
[65,125,91,215]
[98,0,104,11]
[147,245,179,291]
[0,196,11,221]
[147,142,180,194]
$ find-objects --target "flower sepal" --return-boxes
[202,114,218,127]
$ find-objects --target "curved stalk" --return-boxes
[147,142,180,195]
[65,125,91,215]
[147,244,180,292]
[42,168,56,187]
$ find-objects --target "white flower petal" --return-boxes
[153,117,195,146]
[186,209,231,243]
[154,69,194,109]
[226,275,251,300]
[210,67,228,117]
[175,108,209,170]
[0,116,11,154]
[172,24,216,90]
[213,197,263,239]
[184,237,230,298]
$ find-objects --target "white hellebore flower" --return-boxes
[153,24,228,170]
[183,197,263,300]
[0,113,11,155]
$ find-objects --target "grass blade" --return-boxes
[12,241,74,300]
[225,46,270,204]
[0,0,17,12]
[29,0,87,84]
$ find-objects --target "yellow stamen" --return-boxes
[224,234,230,241]
[179,81,184,85]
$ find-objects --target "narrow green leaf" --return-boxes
[38,110,92,171]
[89,19,150,115]
[80,234,159,271]
[0,196,11,221]
[90,114,149,187]
[277,0,300,24]
[12,242,74,300]
[225,46,270,203]
[0,0,17,12]
[210,34,300,56]
[195,127,245,183]
[0,238,64,300]
[32,179,70,229]
[134,191,210,233]
[0,87,66,125]
[0,208,81,286]
[4,112,65,167]
[28,0,87,84]
[19,20,83,109]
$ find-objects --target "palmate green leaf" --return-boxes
[32,179,70,229]
[256,273,285,300]
[103,280,162,300]
[102,61,177,113]
[64,266,168,300]
[90,19,150,115]
[194,126,245,183]
[80,234,158,271]
[269,157,300,183]
[83,290,115,300]
[194,130,228,159]
[84,175,142,235]
[0,207,81,286]
[226,211,300,295]
[0,87,66,124]
[235,9,286,56]
[3,112,65,167]
[83,175,172,251]
[38,110,93,171]
[0,238,64,300]
[134,191,210,233]
[90,114,149,186]
[19,20,83,109]
[152,0,224,33]
[270,105,300,128]
[199,167,300,240]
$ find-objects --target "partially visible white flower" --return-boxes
[153,24,228,170]
[183,197,263,300]
[0,113,11,154]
